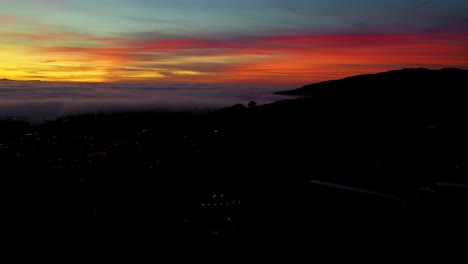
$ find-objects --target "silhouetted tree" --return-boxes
[248,101,257,107]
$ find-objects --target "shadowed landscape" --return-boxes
[4,0,468,260]
[3,68,468,259]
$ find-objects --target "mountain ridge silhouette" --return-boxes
[275,68,468,97]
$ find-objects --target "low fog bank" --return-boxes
[0,81,295,123]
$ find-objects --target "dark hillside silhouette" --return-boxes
[276,68,468,97]
[4,68,468,260]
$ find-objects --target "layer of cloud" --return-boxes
[2,26,467,83]
[0,80,294,122]
[1,0,468,83]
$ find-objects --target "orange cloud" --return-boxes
[3,29,468,83]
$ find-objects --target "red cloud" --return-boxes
[25,30,468,82]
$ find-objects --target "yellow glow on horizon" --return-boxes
[1,28,467,84]
[172,70,205,76]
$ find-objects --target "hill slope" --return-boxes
[276,68,468,98]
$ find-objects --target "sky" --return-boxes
[1,0,468,83]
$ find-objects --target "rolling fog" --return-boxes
[0,81,296,123]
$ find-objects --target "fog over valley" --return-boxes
[0,80,295,122]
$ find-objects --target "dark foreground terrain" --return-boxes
[3,68,468,260]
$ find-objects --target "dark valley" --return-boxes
[3,68,468,259]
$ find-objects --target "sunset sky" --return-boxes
[1,0,468,83]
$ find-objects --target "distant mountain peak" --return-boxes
[275,68,468,96]
[0,78,12,81]
[402,67,429,71]
[442,67,464,72]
